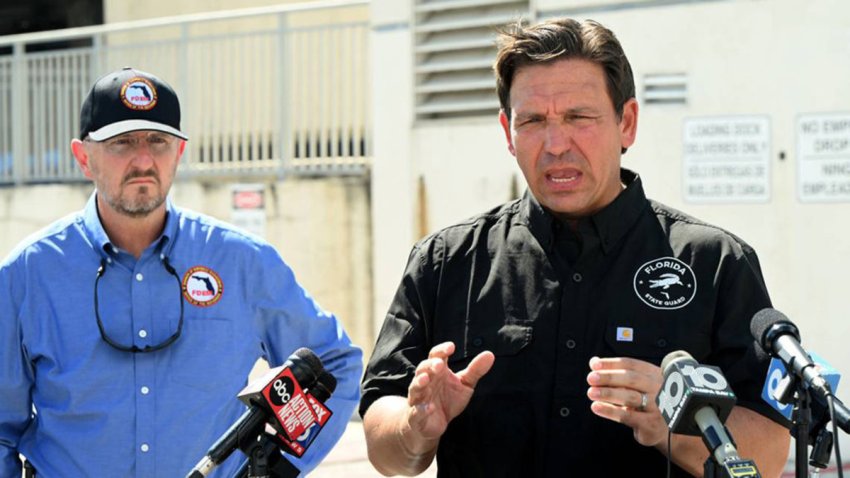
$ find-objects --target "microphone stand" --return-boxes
[783,371,834,478]
[235,432,300,478]
[792,388,812,478]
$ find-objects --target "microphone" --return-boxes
[237,348,325,442]
[751,308,833,400]
[761,352,841,421]
[186,348,325,478]
[751,308,850,434]
[310,370,338,402]
[656,350,761,477]
[233,370,338,478]
[276,370,337,457]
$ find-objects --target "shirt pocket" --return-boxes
[443,319,533,396]
[603,316,712,365]
[445,321,533,362]
[167,316,236,391]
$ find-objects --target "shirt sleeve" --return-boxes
[0,260,32,476]
[248,243,363,476]
[359,239,438,418]
[711,240,789,427]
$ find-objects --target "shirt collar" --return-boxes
[521,168,648,254]
[81,192,180,259]
[590,168,648,254]
[158,198,179,258]
[82,192,112,258]
[522,188,557,251]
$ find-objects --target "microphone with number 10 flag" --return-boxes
[656,350,761,478]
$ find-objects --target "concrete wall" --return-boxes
[103,0,367,23]
[369,0,417,339]
[371,0,850,385]
[0,174,374,361]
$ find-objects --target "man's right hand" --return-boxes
[403,342,496,449]
[362,341,495,475]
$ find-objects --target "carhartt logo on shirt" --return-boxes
[616,327,634,342]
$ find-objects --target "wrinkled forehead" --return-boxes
[509,60,612,112]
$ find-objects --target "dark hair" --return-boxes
[494,18,635,122]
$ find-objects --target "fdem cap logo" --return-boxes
[120,77,158,110]
[182,266,223,307]
[633,257,696,310]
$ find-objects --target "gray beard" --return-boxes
[105,186,165,218]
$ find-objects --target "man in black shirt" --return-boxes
[360,18,790,477]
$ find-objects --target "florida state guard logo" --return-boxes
[182,266,223,307]
[633,257,696,310]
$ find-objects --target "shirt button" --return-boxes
[140,443,150,452]
[472,337,484,348]
[559,407,570,417]
[141,386,150,395]
[572,273,583,283]
[565,339,576,349]
[135,273,144,281]
[139,329,148,338]
[656,338,668,348]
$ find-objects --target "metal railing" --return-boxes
[0,0,371,185]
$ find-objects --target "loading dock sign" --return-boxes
[797,113,850,202]
[683,116,770,203]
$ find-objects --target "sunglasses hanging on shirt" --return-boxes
[93,254,184,353]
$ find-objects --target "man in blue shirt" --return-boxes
[0,67,363,477]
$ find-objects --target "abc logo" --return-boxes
[270,376,295,406]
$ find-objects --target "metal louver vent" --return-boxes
[643,73,688,105]
[414,0,530,120]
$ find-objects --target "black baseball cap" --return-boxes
[79,67,188,141]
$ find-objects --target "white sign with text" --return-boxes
[683,116,770,203]
[797,113,850,202]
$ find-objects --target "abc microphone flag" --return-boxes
[187,348,325,478]
[238,348,323,442]
[276,371,336,457]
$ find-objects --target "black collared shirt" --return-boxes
[361,169,785,477]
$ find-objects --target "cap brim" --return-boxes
[87,119,188,141]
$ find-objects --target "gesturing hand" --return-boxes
[405,341,495,445]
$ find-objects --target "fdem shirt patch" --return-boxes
[633,257,696,310]
[182,266,223,307]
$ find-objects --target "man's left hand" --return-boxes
[585,356,668,447]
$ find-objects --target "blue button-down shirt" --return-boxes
[0,193,363,477]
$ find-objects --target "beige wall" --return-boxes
[105,0,353,22]
[0,175,374,361]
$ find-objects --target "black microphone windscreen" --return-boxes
[310,371,337,403]
[661,350,695,373]
[291,347,324,373]
[750,308,797,350]
[317,371,337,393]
